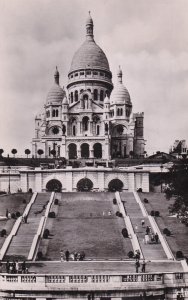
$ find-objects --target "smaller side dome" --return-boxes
[110,66,131,105]
[46,68,65,105]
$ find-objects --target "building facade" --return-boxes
[32,13,145,160]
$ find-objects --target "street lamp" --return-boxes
[160,165,164,193]
[7,166,11,194]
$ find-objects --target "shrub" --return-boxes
[163,228,169,235]
[16,211,21,218]
[144,198,148,203]
[155,211,160,217]
[163,228,171,236]
[122,228,128,238]
[11,213,16,219]
[37,251,43,260]
[1,229,6,237]
[43,229,50,239]
[54,198,59,205]
[150,210,155,216]
[127,251,134,258]
[118,212,123,218]
[22,199,26,204]
[28,188,33,193]
[116,211,120,217]
[137,188,142,192]
[48,211,56,218]
[176,251,184,259]
[113,198,117,205]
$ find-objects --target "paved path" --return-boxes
[5,193,51,259]
[120,192,167,260]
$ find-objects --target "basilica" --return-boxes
[32,13,145,160]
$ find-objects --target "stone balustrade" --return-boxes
[0,272,186,291]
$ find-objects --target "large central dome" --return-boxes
[70,40,110,72]
[69,12,110,73]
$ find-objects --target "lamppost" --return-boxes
[7,166,11,194]
[160,165,163,193]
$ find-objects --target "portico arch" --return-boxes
[77,178,93,191]
[93,143,102,158]
[68,143,77,159]
[81,143,89,158]
[108,179,123,192]
[46,179,62,192]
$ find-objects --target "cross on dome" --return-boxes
[54,66,59,85]
[86,11,94,40]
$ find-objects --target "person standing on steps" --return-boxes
[141,260,146,273]
[135,259,140,273]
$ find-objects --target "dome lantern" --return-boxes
[54,66,60,85]
[86,11,94,41]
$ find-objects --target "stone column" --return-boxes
[20,172,28,192]
[128,172,135,191]
[35,172,42,192]
[98,171,105,191]
[66,171,73,191]
[61,136,66,158]
[142,172,149,192]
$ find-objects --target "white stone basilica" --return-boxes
[32,13,145,160]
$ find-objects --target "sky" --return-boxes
[0,0,188,156]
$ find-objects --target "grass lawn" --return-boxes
[139,192,188,257]
[40,193,132,260]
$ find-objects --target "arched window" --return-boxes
[52,110,55,117]
[46,111,50,118]
[75,90,78,102]
[71,92,73,103]
[121,108,123,116]
[82,116,89,131]
[117,108,119,116]
[94,89,98,100]
[55,109,58,117]
[73,125,76,136]
[100,90,104,101]
[97,125,100,135]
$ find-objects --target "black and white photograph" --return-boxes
[0,0,188,299]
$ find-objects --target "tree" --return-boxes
[11,148,17,157]
[50,149,56,157]
[0,149,4,157]
[129,150,134,159]
[165,160,188,216]
[25,149,31,158]
[37,149,44,158]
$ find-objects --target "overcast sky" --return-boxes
[0,0,188,156]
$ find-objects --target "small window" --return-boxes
[97,125,100,135]
[86,71,91,75]
[93,71,98,75]
[100,72,104,76]
[80,72,84,76]
[71,92,73,103]
[100,90,104,101]
[52,110,55,117]
[75,90,78,102]
[71,75,73,78]
[94,89,98,100]
[75,73,78,77]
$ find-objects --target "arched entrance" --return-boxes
[46,179,62,192]
[81,143,89,158]
[108,179,123,192]
[77,178,93,191]
[68,143,77,159]
[93,143,102,158]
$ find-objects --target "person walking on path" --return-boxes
[135,259,140,273]
[141,219,145,227]
[146,226,150,235]
[155,232,159,244]
[65,250,70,261]
[141,260,146,273]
